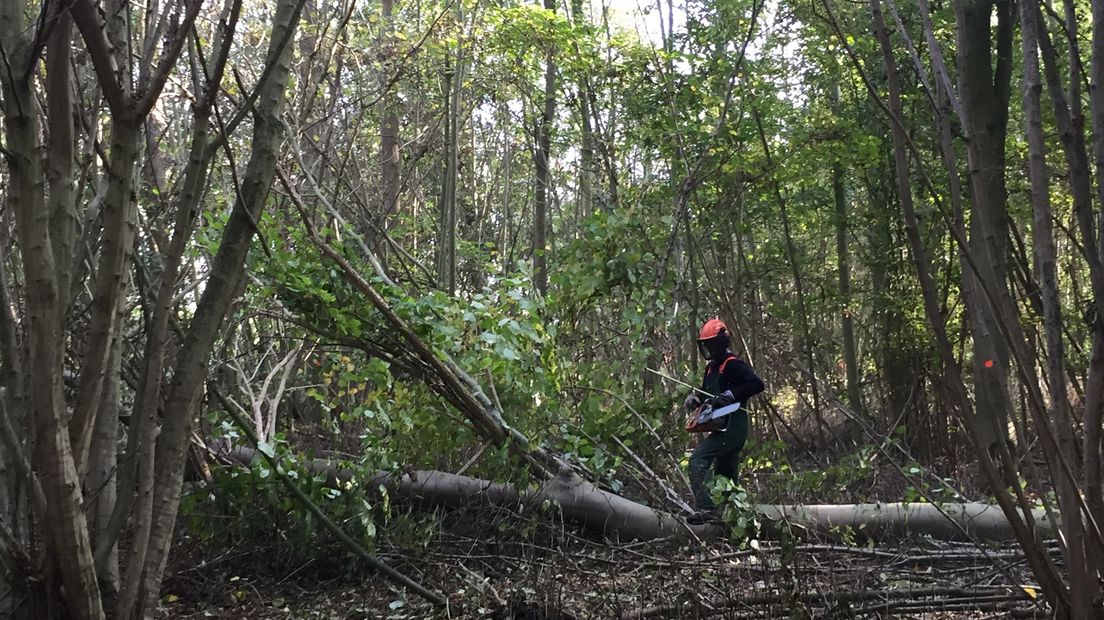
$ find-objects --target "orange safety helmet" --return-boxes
[698,318,728,341]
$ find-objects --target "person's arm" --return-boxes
[719,358,764,404]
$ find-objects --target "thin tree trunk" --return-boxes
[1092,0,1104,246]
[1034,6,1104,318]
[571,0,595,217]
[501,128,512,272]
[101,0,243,574]
[864,167,914,439]
[830,83,861,415]
[534,0,557,296]
[437,47,460,294]
[0,212,27,608]
[753,111,824,429]
[113,83,220,620]
[1083,328,1104,564]
[380,0,401,222]
[69,119,139,476]
[912,0,979,460]
[88,311,123,598]
[46,9,78,316]
[68,0,203,477]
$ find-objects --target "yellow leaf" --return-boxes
[323,377,332,385]
[1022,586,1038,599]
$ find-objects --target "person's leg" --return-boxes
[714,411,750,482]
[689,433,725,510]
[714,451,738,480]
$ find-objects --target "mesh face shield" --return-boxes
[697,340,711,358]
[697,333,730,359]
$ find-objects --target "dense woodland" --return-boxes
[2,0,1104,616]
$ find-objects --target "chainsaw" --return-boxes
[684,400,741,433]
[646,368,741,433]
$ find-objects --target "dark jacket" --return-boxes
[702,353,764,405]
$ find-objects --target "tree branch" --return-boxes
[69,0,127,115]
[133,0,204,119]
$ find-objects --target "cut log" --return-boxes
[214,446,1054,542]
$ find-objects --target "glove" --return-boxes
[708,390,736,408]
[684,393,702,411]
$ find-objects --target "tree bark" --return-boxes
[88,312,123,598]
[46,8,78,316]
[70,119,140,475]
[912,0,977,460]
[1034,0,1104,595]
[952,0,1016,449]
[1034,5,1104,320]
[104,0,242,573]
[68,0,203,477]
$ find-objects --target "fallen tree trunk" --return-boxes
[215,446,1054,542]
[758,503,1054,542]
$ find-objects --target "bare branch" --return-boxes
[133,0,204,119]
[69,0,128,115]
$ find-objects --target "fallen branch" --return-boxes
[850,594,1038,616]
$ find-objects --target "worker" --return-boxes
[683,318,764,524]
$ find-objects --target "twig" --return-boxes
[455,441,490,476]
[609,434,693,515]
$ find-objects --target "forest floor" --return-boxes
[161,466,1050,619]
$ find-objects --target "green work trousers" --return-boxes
[689,410,749,510]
